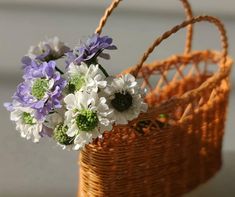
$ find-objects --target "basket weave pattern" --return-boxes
[78,1,233,196]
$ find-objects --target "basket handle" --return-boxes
[131,15,228,77]
[180,0,193,54]
[95,0,194,54]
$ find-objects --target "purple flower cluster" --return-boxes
[66,34,117,66]
[13,60,66,120]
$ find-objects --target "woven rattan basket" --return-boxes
[78,1,233,196]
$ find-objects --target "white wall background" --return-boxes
[1,0,235,16]
[0,1,234,197]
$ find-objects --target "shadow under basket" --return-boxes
[78,50,233,197]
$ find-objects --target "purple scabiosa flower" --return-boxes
[27,37,70,62]
[13,60,67,120]
[66,34,117,66]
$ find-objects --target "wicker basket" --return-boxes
[78,0,233,196]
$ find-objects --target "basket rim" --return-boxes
[122,50,233,124]
[124,50,232,74]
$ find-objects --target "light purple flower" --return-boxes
[26,37,71,62]
[13,61,67,120]
[66,34,117,66]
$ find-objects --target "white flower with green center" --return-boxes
[104,74,148,125]
[67,62,107,93]
[10,105,43,143]
[64,91,113,150]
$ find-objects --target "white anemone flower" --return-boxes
[104,74,148,125]
[67,62,107,93]
[10,105,43,143]
[64,91,113,150]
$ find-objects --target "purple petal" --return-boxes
[99,52,110,60]
[66,34,117,65]
[41,126,53,137]
[4,102,14,112]
[33,100,45,109]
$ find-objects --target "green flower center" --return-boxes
[22,112,35,125]
[76,110,99,132]
[53,123,74,145]
[68,75,86,93]
[111,92,133,112]
[32,79,49,100]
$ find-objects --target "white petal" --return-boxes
[66,123,77,137]
[48,79,55,89]
[141,102,148,112]
[64,94,76,109]
[98,81,107,89]
[114,113,128,125]
[10,109,22,121]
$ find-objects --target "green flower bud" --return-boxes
[53,123,74,145]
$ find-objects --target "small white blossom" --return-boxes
[10,104,43,143]
[104,74,148,125]
[64,91,113,150]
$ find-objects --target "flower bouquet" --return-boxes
[4,34,147,150]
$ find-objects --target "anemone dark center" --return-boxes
[76,110,99,131]
[111,92,133,112]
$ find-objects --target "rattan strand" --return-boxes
[180,0,193,54]
[95,0,122,35]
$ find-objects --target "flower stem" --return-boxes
[86,58,109,77]
[55,66,64,75]
[98,64,109,77]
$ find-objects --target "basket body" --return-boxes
[78,51,232,197]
